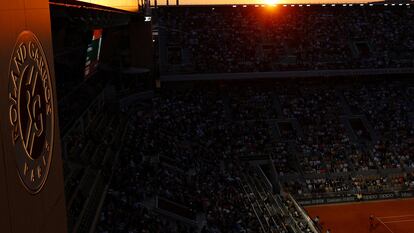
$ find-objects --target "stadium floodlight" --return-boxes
[306,4,310,6]
[291,4,295,7]
[299,4,303,7]
[349,4,353,6]
[322,4,326,6]
[369,3,373,6]
[343,4,346,6]
[384,3,388,6]
[399,3,403,6]
[331,4,336,6]
[232,5,237,7]
[360,4,364,6]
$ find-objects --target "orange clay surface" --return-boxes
[305,198,414,233]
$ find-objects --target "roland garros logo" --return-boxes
[8,31,54,194]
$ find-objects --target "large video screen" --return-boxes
[84,29,103,79]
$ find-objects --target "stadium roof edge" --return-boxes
[160,68,414,81]
[49,0,140,14]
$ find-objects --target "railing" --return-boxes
[241,171,294,233]
[257,164,272,190]
[88,120,130,233]
[239,179,267,233]
[62,90,105,140]
[65,111,128,233]
[154,196,198,226]
[242,165,326,233]
[73,172,105,233]
[287,194,321,233]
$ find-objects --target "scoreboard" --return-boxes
[85,29,103,79]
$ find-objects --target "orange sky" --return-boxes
[74,0,384,11]
[76,0,138,11]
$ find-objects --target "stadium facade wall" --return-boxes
[0,0,67,232]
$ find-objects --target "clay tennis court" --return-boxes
[305,198,414,233]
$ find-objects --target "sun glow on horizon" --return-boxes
[265,0,279,5]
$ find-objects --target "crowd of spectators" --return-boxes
[305,177,351,195]
[282,171,414,199]
[159,6,414,74]
[95,77,414,232]
[279,88,363,174]
[229,87,278,120]
[97,93,272,233]
[344,82,414,169]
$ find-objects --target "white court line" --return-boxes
[383,219,414,224]
[376,217,395,233]
[378,214,414,219]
